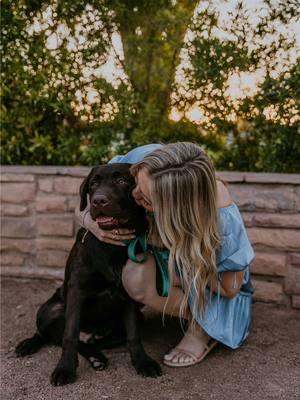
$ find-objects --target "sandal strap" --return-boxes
[170,347,199,362]
[169,339,218,361]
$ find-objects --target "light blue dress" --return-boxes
[188,203,255,349]
[110,144,255,349]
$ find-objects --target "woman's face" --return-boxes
[132,168,154,212]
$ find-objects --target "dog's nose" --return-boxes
[92,195,109,207]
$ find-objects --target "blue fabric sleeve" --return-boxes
[108,144,162,164]
[217,204,255,273]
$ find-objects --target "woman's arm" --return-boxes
[75,203,91,229]
[74,203,136,246]
[209,270,245,299]
[215,182,245,298]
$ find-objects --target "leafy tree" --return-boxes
[1,0,299,171]
[174,0,300,171]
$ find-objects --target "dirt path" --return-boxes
[1,277,300,400]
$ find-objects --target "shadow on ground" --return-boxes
[1,277,300,400]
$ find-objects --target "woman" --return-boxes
[76,142,254,367]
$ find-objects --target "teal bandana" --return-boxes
[123,233,170,297]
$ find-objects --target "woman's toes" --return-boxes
[178,353,192,364]
[164,349,181,362]
[164,346,200,365]
[173,352,193,364]
[170,352,180,363]
[181,354,191,363]
[164,350,177,360]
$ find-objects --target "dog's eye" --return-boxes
[90,180,98,187]
[116,178,127,185]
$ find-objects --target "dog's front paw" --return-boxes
[51,365,77,386]
[133,354,162,378]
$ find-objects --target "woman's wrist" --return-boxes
[75,203,91,228]
[83,212,98,235]
[82,209,90,229]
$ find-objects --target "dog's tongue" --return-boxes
[96,216,117,225]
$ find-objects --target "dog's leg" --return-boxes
[89,319,126,349]
[15,333,46,357]
[123,301,162,377]
[89,333,126,349]
[78,341,108,370]
[16,288,64,356]
[50,273,81,386]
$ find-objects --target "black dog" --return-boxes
[16,163,161,385]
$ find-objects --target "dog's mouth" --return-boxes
[95,215,129,228]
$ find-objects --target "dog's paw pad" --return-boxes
[88,356,107,370]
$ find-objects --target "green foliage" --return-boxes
[174,0,300,171]
[1,0,299,171]
[220,62,300,173]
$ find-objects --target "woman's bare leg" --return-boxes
[122,254,187,318]
[122,255,214,366]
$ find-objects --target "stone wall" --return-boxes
[1,166,299,308]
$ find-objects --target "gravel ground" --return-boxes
[1,277,300,400]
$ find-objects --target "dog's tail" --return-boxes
[15,333,47,357]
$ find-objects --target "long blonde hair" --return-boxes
[131,142,220,322]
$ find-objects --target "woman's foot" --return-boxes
[163,323,217,367]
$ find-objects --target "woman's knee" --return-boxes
[122,255,156,303]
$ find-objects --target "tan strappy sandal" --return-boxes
[163,339,218,367]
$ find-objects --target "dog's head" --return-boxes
[80,163,147,233]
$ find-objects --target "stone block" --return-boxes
[36,238,74,252]
[296,187,300,211]
[252,280,284,304]
[284,266,300,294]
[229,184,297,212]
[0,183,36,203]
[229,185,255,210]
[1,253,25,265]
[1,165,89,177]
[0,238,34,253]
[289,253,300,267]
[292,296,300,309]
[37,217,73,237]
[67,197,79,212]
[0,174,35,182]
[248,228,300,251]
[245,173,300,185]
[251,253,286,276]
[36,196,67,213]
[0,203,28,216]
[1,218,35,238]
[36,250,68,268]
[217,172,245,183]
[54,177,83,195]
[38,178,53,193]
[253,213,300,228]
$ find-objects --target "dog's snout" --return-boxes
[92,195,109,207]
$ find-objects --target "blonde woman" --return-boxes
[76,142,254,367]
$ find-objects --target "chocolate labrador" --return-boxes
[15,163,162,385]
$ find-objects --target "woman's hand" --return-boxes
[75,203,136,246]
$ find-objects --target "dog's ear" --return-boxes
[79,167,96,211]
